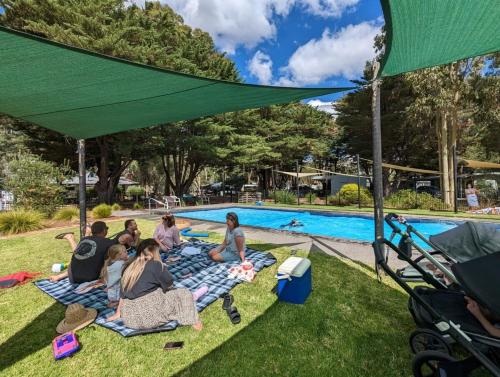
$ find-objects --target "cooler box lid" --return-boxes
[278,257,311,277]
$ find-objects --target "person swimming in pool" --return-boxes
[280,218,303,228]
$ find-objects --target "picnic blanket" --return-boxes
[35,239,276,337]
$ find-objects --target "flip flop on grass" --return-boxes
[55,232,74,239]
[222,293,233,311]
[226,306,241,325]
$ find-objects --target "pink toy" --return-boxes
[52,332,80,360]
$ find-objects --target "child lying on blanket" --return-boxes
[101,244,129,308]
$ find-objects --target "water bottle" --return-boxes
[51,263,65,273]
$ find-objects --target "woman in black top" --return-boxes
[107,238,202,331]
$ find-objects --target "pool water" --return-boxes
[176,207,458,246]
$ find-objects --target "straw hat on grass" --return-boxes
[56,303,97,334]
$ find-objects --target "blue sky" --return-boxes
[152,0,385,113]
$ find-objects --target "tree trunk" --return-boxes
[440,113,451,206]
[161,155,171,196]
[94,136,131,204]
[436,114,444,199]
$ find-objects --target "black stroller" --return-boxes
[374,215,500,377]
[384,214,500,286]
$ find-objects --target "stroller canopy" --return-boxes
[452,252,500,320]
[429,222,500,263]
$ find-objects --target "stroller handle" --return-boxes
[384,213,407,233]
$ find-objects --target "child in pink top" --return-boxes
[153,214,181,251]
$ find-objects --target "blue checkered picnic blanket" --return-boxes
[35,239,276,337]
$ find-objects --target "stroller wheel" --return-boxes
[409,329,451,355]
[412,350,457,377]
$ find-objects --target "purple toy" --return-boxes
[52,332,80,360]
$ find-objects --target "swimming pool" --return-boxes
[176,206,459,245]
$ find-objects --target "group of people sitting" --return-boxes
[49,212,246,332]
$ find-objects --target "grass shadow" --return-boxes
[173,254,414,377]
[0,302,63,372]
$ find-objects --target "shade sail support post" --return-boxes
[78,139,87,239]
[371,62,384,241]
[453,145,458,213]
[357,154,361,209]
[296,160,300,206]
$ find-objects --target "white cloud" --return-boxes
[127,0,360,53]
[307,99,337,115]
[300,0,359,18]
[128,0,295,54]
[278,21,380,85]
[248,51,274,84]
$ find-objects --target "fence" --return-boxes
[265,189,500,213]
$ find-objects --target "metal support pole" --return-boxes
[77,139,87,239]
[453,146,458,213]
[272,167,276,204]
[296,160,300,206]
[357,154,361,209]
[222,167,226,198]
[371,62,384,241]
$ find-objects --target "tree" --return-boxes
[0,116,29,188]
[4,153,72,215]
[334,65,438,194]
[0,0,239,203]
[462,54,500,162]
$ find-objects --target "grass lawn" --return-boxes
[258,202,500,222]
[0,218,419,377]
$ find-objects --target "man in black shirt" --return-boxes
[49,221,117,284]
[113,219,141,248]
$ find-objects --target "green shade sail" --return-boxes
[380,0,500,77]
[0,26,351,139]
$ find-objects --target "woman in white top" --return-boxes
[465,183,480,210]
[208,212,245,263]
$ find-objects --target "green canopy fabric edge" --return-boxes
[0,26,354,139]
[378,0,500,77]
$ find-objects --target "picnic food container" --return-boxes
[276,257,312,304]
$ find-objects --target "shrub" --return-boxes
[111,203,122,211]
[327,195,338,205]
[271,190,298,205]
[305,192,317,203]
[126,186,144,203]
[53,206,79,221]
[4,154,72,215]
[92,204,112,219]
[0,210,44,235]
[133,202,143,210]
[385,189,445,210]
[327,184,372,206]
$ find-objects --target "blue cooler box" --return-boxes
[276,257,312,304]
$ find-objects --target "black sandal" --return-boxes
[226,306,241,324]
[55,232,74,239]
[222,294,233,311]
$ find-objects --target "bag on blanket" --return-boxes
[228,261,255,282]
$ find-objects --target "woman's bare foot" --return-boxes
[106,312,120,322]
[107,301,119,309]
[192,321,203,331]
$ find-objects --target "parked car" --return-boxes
[241,184,259,192]
[290,185,318,197]
[416,185,442,198]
